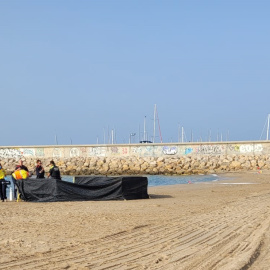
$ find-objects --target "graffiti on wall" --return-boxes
[132,147,142,155]
[20,148,35,157]
[144,146,159,157]
[53,148,61,158]
[80,147,87,156]
[162,146,177,155]
[185,147,193,155]
[0,148,44,158]
[239,144,263,153]
[195,145,225,155]
[0,148,22,159]
[228,145,240,152]
[70,148,80,157]
[109,147,129,155]
[131,146,159,156]
[35,148,45,156]
[89,147,106,157]
[110,147,119,154]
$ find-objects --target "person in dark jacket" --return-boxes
[15,160,29,172]
[47,160,61,180]
[35,159,45,178]
[0,162,7,202]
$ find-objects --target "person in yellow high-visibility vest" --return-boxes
[12,169,29,180]
[11,160,29,199]
[0,163,7,202]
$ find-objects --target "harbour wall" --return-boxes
[0,141,269,175]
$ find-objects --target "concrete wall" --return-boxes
[0,141,268,159]
[0,141,269,175]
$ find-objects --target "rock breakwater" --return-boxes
[0,155,267,176]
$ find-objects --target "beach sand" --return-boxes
[0,172,270,269]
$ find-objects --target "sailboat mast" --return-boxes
[267,114,270,140]
[178,123,180,142]
[144,116,146,141]
[208,129,211,142]
[181,127,184,143]
[153,104,156,143]
[156,108,163,143]
[111,129,114,144]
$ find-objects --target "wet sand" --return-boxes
[0,172,270,269]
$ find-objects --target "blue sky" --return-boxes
[1,0,270,145]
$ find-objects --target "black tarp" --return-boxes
[74,176,149,200]
[15,176,149,202]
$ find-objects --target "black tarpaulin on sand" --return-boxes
[16,176,149,202]
[74,176,149,200]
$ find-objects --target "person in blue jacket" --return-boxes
[35,159,45,178]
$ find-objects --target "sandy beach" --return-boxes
[0,172,270,269]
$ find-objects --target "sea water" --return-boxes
[4,174,221,194]
[146,174,220,186]
[66,174,221,186]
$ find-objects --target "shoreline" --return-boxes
[1,172,270,269]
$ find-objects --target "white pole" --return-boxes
[153,105,156,143]
[9,187,14,201]
[107,125,110,144]
[267,114,270,140]
[178,124,180,142]
[111,129,114,144]
[144,116,146,141]
[181,127,184,143]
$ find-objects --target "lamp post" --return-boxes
[129,133,136,144]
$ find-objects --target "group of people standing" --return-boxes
[0,159,61,201]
